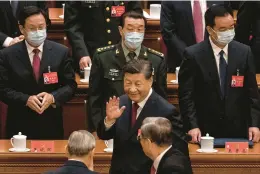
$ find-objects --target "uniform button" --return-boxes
[112,78,115,81]
[106,18,110,22]
[107,29,111,33]
[89,5,92,8]
[121,2,124,5]
[106,7,110,11]
[108,41,112,45]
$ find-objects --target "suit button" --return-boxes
[108,41,112,45]
[121,2,124,5]
[106,7,110,11]
[107,29,111,33]
[112,78,115,81]
[89,5,92,8]
[106,18,110,22]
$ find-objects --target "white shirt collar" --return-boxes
[153,145,172,172]
[132,88,153,108]
[25,40,44,55]
[209,37,229,58]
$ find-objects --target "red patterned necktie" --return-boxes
[193,0,204,43]
[150,165,156,174]
[32,49,41,81]
[131,103,139,127]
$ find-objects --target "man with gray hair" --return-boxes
[139,117,192,174]
[44,130,97,174]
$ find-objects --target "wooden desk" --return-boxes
[0,140,259,174]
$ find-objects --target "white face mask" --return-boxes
[26,29,47,47]
[124,32,144,50]
[213,28,235,45]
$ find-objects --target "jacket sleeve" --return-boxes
[87,52,105,132]
[178,49,199,131]
[155,57,167,99]
[0,50,30,105]
[64,1,90,62]
[160,1,187,63]
[245,46,260,128]
[235,2,255,45]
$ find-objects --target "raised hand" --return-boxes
[105,96,126,124]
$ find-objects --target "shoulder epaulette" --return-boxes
[147,48,164,57]
[96,45,115,53]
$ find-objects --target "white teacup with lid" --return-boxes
[10,132,27,151]
[200,133,214,151]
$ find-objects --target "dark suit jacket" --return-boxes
[0,1,47,49]
[0,40,77,139]
[64,1,142,69]
[44,160,97,174]
[88,44,167,132]
[235,1,260,73]
[160,1,224,72]
[179,39,260,138]
[156,147,193,174]
[97,91,186,174]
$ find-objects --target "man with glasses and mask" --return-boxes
[88,11,167,137]
[0,6,77,139]
[179,5,260,143]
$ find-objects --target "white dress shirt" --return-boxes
[153,145,172,174]
[104,88,153,129]
[190,0,207,38]
[209,37,229,77]
[25,40,44,65]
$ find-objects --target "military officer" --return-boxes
[64,1,142,71]
[88,11,167,135]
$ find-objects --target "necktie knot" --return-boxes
[219,50,225,57]
[133,102,139,110]
[128,51,136,60]
[33,49,40,55]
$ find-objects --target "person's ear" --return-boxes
[19,25,25,35]
[118,26,123,37]
[206,26,213,36]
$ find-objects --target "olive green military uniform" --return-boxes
[88,44,167,132]
[64,1,142,70]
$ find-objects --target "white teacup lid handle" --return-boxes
[18,132,22,135]
[206,133,209,137]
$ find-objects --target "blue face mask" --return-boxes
[124,32,144,50]
[213,28,235,45]
[27,29,47,47]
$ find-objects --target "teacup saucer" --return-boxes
[9,148,30,152]
[196,149,218,153]
[104,148,113,153]
[80,79,89,83]
[170,80,178,84]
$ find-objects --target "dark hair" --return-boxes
[123,59,153,80]
[18,6,50,26]
[205,4,233,28]
[120,11,147,28]
[141,117,173,146]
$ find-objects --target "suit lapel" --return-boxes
[115,43,127,68]
[126,91,157,140]
[201,40,222,98]
[226,41,238,95]
[16,41,34,78]
[118,97,132,135]
[138,46,148,60]
[39,41,52,81]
